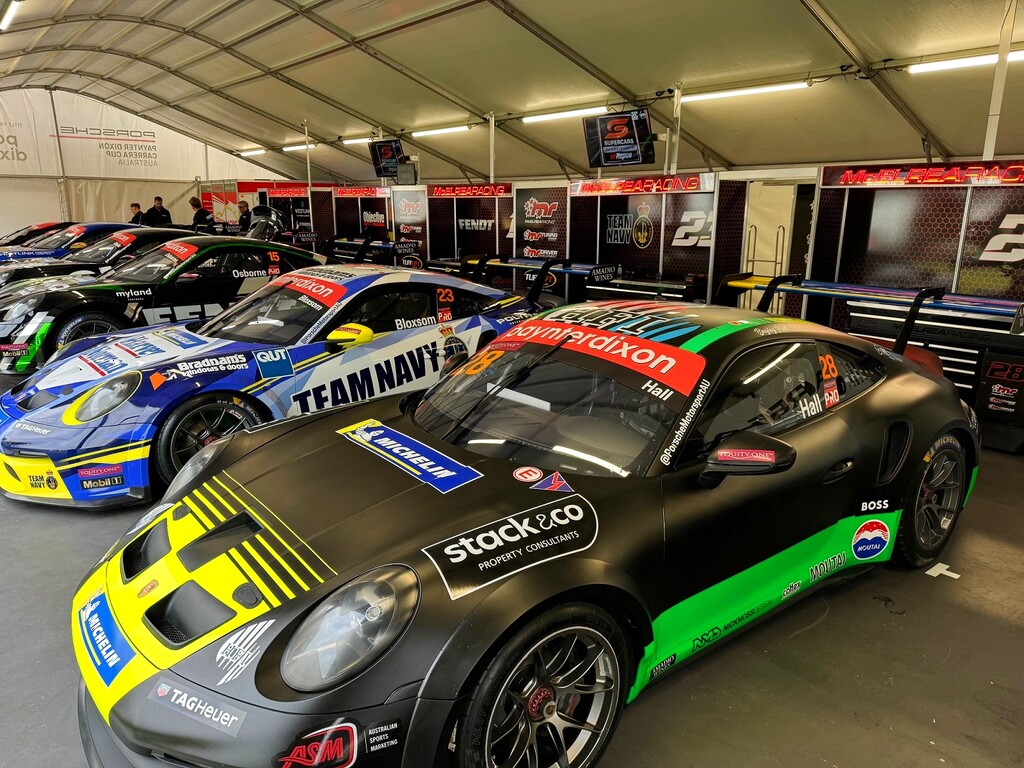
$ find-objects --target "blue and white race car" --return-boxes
[0,265,539,508]
[0,222,132,261]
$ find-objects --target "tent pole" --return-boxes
[982,0,1017,160]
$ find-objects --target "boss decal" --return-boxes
[338,419,482,493]
[858,496,894,514]
[423,494,599,600]
[148,677,246,736]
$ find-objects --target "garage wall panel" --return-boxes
[0,178,63,235]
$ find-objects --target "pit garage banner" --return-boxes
[391,188,427,259]
[0,89,61,176]
[51,91,206,180]
[514,185,568,260]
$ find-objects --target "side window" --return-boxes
[450,288,491,319]
[193,249,263,276]
[826,344,886,406]
[341,288,435,334]
[688,342,825,454]
[81,229,116,245]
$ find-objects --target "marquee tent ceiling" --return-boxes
[1,0,1022,182]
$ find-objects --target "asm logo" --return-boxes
[980,213,1024,263]
[524,198,559,218]
[671,211,713,247]
[603,117,630,140]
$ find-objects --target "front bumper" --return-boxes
[79,676,454,768]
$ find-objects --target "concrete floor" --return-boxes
[0,445,1020,768]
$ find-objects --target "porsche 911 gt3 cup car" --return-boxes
[0,236,320,373]
[72,300,979,768]
[0,222,131,261]
[0,265,537,507]
[0,227,185,292]
[0,220,75,248]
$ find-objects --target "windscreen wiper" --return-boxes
[442,333,573,442]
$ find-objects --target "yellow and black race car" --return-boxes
[73,301,979,768]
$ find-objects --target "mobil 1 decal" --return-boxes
[391,187,427,259]
[455,196,497,256]
[424,494,599,599]
[663,192,714,281]
[514,185,567,261]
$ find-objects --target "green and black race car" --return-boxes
[0,236,321,373]
[73,300,979,768]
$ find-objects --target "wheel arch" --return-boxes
[47,301,130,356]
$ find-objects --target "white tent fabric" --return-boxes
[0,0,1021,182]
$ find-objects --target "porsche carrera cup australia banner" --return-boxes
[391,187,428,261]
[370,139,404,179]
[583,109,656,168]
[514,185,568,261]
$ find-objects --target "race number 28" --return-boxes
[986,360,1024,383]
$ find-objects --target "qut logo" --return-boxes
[980,213,1024,263]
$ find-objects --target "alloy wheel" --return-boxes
[168,402,255,471]
[914,447,964,550]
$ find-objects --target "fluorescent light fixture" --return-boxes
[522,106,610,124]
[0,0,21,31]
[410,125,470,138]
[282,143,316,152]
[908,50,1024,73]
[238,148,266,157]
[680,81,809,103]
[342,137,372,145]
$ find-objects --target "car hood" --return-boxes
[22,325,244,393]
[0,273,97,302]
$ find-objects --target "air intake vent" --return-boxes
[145,582,236,648]
[122,520,171,581]
[178,513,261,572]
[17,389,58,412]
[879,421,911,484]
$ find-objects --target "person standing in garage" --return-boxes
[189,196,214,233]
[128,203,144,225]
[237,199,252,232]
[144,196,172,226]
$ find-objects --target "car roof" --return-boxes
[539,300,840,357]
[284,263,502,292]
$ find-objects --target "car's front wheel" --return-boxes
[895,433,967,567]
[455,604,629,768]
[54,311,126,350]
[154,394,264,485]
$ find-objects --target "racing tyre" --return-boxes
[455,604,629,768]
[54,311,127,350]
[154,394,264,485]
[895,434,967,567]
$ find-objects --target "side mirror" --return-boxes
[326,323,374,350]
[70,242,88,249]
[698,432,796,489]
[176,272,200,284]
[440,350,469,377]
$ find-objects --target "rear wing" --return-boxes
[715,274,1024,354]
[431,256,618,303]
[328,235,421,266]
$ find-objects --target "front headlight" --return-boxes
[281,565,419,691]
[2,294,40,319]
[164,438,231,499]
[72,371,141,422]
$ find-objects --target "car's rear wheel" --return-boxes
[54,311,126,350]
[154,394,264,485]
[455,604,628,768]
[895,434,967,567]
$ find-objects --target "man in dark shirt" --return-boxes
[128,203,144,225]
[189,196,214,232]
[237,200,252,232]
[144,196,172,226]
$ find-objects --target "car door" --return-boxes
[658,339,878,657]
[287,284,445,415]
[147,246,271,324]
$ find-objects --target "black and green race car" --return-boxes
[72,301,979,768]
[0,236,321,373]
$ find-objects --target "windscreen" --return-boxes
[107,245,186,282]
[199,278,340,345]
[22,226,82,250]
[414,345,681,478]
[0,225,37,246]
[65,235,129,264]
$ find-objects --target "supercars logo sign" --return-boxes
[338,419,482,493]
[423,494,598,599]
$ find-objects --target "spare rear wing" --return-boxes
[715,274,1024,354]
